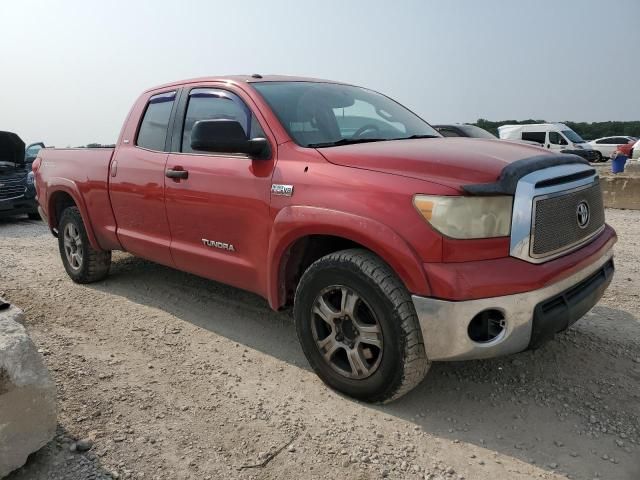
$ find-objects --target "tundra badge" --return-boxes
[271,184,294,196]
[202,238,236,252]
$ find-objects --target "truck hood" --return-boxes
[317,138,551,192]
[0,131,26,169]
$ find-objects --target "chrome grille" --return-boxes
[531,182,604,258]
[0,172,27,200]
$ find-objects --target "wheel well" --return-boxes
[49,191,76,232]
[280,235,367,308]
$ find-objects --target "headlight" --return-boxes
[413,195,512,239]
[27,171,35,186]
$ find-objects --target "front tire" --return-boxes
[294,249,430,403]
[58,207,111,283]
[593,151,603,163]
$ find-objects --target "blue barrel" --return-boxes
[612,155,627,174]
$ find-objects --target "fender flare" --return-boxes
[266,205,430,309]
[46,179,102,251]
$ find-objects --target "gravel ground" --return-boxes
[0,209,638,480]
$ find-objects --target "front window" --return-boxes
[252,82,439,147]
[181,88,265,154]
[549,131,568,145]
[561,129,585,144]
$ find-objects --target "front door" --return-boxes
[164,86,275,296]
[548,131,568,152]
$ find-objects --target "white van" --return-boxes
[498,123,600,161]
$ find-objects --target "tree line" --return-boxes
[473,119,640,140]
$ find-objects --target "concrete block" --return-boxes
[0,298,56,477]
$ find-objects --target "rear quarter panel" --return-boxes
[37,148,121,250]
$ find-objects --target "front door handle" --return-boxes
[166,168,189,180]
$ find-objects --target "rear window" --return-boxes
[458,125,497,139]
[438,128,463,137]
[137,91,176,151]
[522,131,546,144]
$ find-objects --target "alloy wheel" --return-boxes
[311,285,383,379]
[63,223,83,270]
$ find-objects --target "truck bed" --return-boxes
[37,147,120,250]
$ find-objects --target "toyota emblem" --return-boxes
[576,201,590,229]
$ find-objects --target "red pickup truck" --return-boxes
[34,76,616,402]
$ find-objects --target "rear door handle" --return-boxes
[166,168,189,180]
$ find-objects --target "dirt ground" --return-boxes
[1,209,639,480]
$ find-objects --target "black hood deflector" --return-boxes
[0,131,26,165]
[462,153,591,196]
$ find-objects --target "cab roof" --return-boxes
[144,75,349,94]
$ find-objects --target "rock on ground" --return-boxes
[0,298,57,478]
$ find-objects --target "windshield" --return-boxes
[458,125,497,139]
[25,144,43,159]
[252,82,439,147]
[561,129,585,144]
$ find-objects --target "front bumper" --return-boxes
[0,196,38,217]
[412,248,614,361]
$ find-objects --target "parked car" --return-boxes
[0,131,40,220]
[34,76,616,402]
[498,123,601,162]
[615,142,634,158]
[25,142,46,168]
[434,124,549,149]
[433,124,497,139]
[588,136,636,160]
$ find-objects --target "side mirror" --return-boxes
[190,119,269,159]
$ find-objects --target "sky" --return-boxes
[1,0,638,147]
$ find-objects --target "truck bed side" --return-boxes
[36,148,121,251]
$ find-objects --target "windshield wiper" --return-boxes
[395,134,440,140]
[307,138,387,148]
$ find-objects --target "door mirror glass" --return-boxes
[190,119,269,158]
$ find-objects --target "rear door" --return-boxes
[164,84,276,295]
[109,90,178,266]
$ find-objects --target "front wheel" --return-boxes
[58,207,111,283]
[592,151,603,163]
[294,249,430,403]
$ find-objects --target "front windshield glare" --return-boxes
[252,82,440,147]
[562,129,585,144]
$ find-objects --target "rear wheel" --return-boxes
[58,207,111,283]
[294,249,430,403]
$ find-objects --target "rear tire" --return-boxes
[58,207,111,283]
[294,249,430,403]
